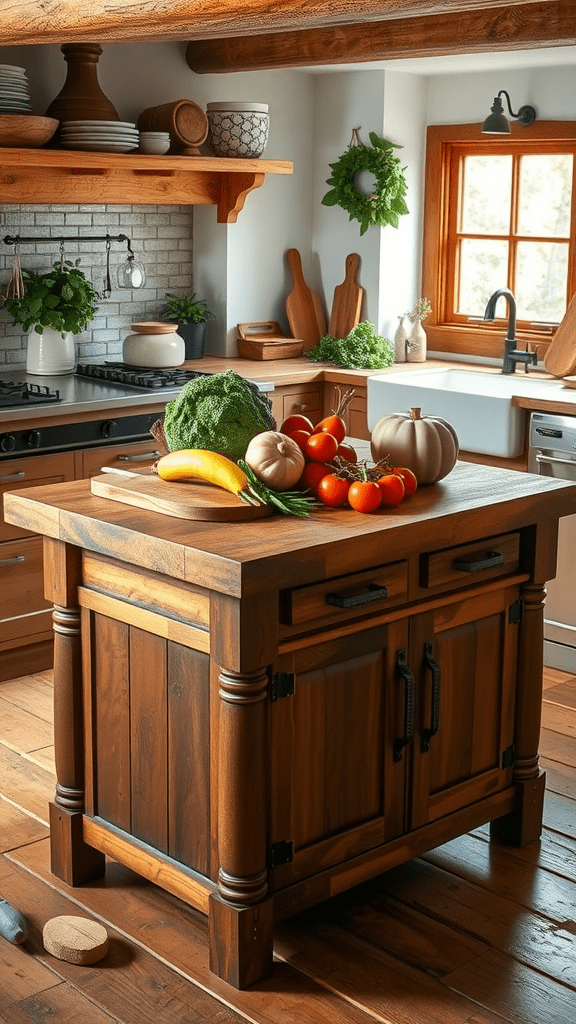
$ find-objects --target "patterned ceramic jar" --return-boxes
[206,101,269,158]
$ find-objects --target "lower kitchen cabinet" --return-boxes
[0,452,76,680]
[323,380,369,440]
[0,440,161,680]
[270,381,323,426]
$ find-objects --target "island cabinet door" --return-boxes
[406,584,520,832]
[268,618,410,891]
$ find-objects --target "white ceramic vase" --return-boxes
[27,326,76,375]
[394,316,408,363]
[407,320,427,362]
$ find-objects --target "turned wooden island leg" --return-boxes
[44,538,105,885]
[491,581,547,847]
[209,664,273,988]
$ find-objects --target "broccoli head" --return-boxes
[163,369,276,462]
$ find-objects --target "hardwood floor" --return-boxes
[1,665,575,1024]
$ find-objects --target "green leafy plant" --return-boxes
[160,292,215,324]
[308,321,395,370]
[322,132,409,236]
[3,260,99,336]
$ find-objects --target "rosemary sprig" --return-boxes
[238,460,318,518]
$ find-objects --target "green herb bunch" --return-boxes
[308,321,395,370]
[160,292,215,324]
[322,132,409,236]
[3,260,99,337]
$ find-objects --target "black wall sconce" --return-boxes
[481,90,537,134]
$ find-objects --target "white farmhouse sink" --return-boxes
[367,369,562,458]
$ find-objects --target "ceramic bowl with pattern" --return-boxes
[206,101,269,159]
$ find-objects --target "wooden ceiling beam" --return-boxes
[0,0,555,47]
[186,0,576,73]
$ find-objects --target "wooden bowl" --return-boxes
[0,114,59,148]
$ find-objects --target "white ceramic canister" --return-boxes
[122,325,185,368]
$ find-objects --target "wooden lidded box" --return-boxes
[237,321,303,360]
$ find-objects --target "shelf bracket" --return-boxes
[217,171,265,223]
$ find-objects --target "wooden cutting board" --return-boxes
[544,291,576,377]
[286,248,327,351]
[91,472,273,521]
[329,253,364,339]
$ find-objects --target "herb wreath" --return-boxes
[322,131,409,236]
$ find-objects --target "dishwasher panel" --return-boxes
[528,411,576,672]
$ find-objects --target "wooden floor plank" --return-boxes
[543,679,576,710]
[539,727,576,770]
[0,698,54,755]
[444,948,576,1024]
[0,796,49,851]
[541,702,576,739]
[0,743,53,823]
[541,758,576,799]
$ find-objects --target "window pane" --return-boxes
[517,154,572,237]
[515,241,568,322]
[457,238,509,316]
[460,155,512,234]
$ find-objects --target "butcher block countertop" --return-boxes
[5,459,576,597]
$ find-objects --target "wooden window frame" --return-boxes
[422,121,576,361]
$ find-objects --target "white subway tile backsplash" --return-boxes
[0,203,194,370]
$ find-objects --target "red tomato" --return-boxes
[301,461,332,493]
[348,480,382,514]
[305,431,339,463]
[288,428,312,454]
[393,466,418,498]
[280,413,314,435]
[377,473,405,507]
[336,441,358,463]
[311,414,346,445]
[317,474,350,507]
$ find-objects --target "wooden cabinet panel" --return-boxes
[85,608,211,877]
[0,452,76,540]
[81,439,162,479]
[0,537,52,644]
[270,383,323,427]
[323,381,368,441]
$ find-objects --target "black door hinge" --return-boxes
[502,744,515,768]
[508,598,524,625]
[271,672,295,701]
[268,839,294,869]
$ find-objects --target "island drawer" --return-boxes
[281,560,408,626]
[420,532,521,589]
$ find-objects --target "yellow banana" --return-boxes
[153,449,261,503]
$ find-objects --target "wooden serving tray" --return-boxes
[91,471,272,521]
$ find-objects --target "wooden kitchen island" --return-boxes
[4,462,576,988]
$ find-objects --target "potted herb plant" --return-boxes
[160,291,215,360]
[3,260,99,375]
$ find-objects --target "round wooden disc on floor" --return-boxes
[43,915,109,964]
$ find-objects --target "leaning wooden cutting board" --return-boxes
[544,291,576,377]
[91,472,272,521]
[329,253,364,339]
[286,248,327,351]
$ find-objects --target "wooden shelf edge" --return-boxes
[0,149,293,215]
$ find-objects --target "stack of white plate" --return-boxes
[0,65,32,116]
[60,120,139,153]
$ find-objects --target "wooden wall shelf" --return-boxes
[0,149,293,222]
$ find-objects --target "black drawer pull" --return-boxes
[394,648,414,762]
[0,554,25,566]
[422,640,441,752]
[453,550,504,572]
[326,583,388,609]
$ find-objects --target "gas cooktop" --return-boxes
[0,380,61,408]
[75,362,209,390]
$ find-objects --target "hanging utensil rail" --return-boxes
[3,233,134,252]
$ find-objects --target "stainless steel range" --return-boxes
[0,364,274,459]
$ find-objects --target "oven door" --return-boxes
[528,412,576,672]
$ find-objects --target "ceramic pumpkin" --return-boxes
[370,406,459,484]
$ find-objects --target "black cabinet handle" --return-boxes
[453,550,504,572]
[421,640,441,752]
[394,648,414,762]
[326,583,388,609]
